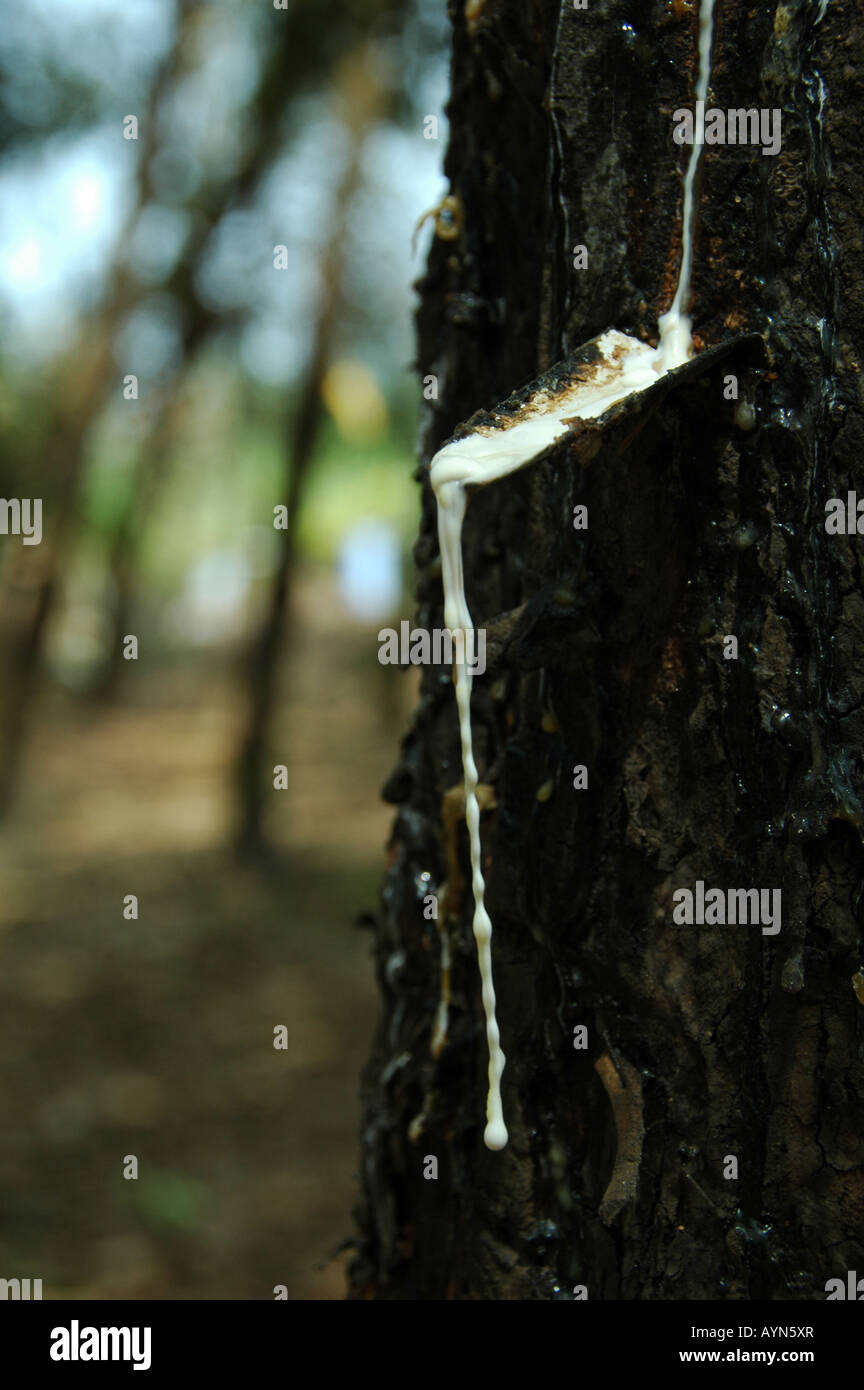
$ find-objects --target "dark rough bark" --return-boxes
[351,0,864,1300]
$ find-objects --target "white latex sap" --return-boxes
[657,0,716,371]
[429,0,716,1150]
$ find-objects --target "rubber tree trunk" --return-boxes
[350,0,863,1301]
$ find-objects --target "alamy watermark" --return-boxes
[826,492,864,533]
[0,1277,42,1299]
[0,498,42,545]
[672,881,781,935]
[50,1321,151,1371]
[672,102,781,157]
[825,1271,864,1299]
[378,621,486,675]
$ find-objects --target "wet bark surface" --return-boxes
[350,0,864,1299]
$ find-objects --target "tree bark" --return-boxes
[351,0,864,1301]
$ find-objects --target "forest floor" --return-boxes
[0,575,417,1299]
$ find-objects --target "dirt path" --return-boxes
[0,593,414,1299]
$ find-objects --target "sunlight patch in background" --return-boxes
[337,521,402,622]
[0,0,448,646]
[322,360,388,444]
[0,133,126,355]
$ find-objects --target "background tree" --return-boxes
[0,0,445,1300]
[351,0,863,1300]
[233,48,387,857]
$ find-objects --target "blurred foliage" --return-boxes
[0,0,447,1298]
[0,0,449,681]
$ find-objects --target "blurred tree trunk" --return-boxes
[0,0,333,810]
[0,8,191,813]
[91,285,220,701]
[233,50,384,856]
[351,0,863,1300]
[93,378,187,703]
